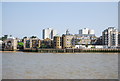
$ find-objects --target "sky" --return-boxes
[2,2,118,39]
[0,2,2,38]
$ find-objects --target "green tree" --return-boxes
[1,35,8,41]
[40,43,47,48]
[30,36,37,38]
[85,44,88,48]
[18,42,24,49]
[23,36,27,39]
[18,42,24,46]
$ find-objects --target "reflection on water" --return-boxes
[2,52,118,79]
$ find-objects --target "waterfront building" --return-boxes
[0,40,2,50]
[62,29,97,49]
[53,36,62,49]
[62,30,74,49]
[89,29,95,34]
[24,37,41,50]
[95,36,103,45]
[102,27,118,47]
[118,32,120,46]
[40,38,53,48]
[73,34,97,48]
[2,37,18,51]
[43,28,57,39]
[72,28,96,48]
[62,34,74,49]
[75,45,104,49]
[79,28,95,35]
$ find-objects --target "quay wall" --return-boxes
[23,48,120,53]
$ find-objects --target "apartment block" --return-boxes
[43,28,57,39]
[41,38,53,48]
[73,34,97,46]
[102,27,118,47]
[24,37,41,50]
[62,29,74,49]
[118,32,120,46]
[62,34,74,49]
[53,36,62,49]
[79,28,95,35]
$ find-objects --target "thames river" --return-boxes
[2,52,118,79]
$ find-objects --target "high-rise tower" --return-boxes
[43,28,57,39]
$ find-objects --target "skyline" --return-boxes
[2,2,118,38]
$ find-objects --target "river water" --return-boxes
[2,52,118,79]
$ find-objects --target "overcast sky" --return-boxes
[2,2,118,38]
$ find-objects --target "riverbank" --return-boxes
[1,48,120,53]
[24,48,120,53]
[1,51,119,55]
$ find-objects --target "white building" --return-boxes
[75,45,104,49]
[73,34,97,46]
[79,28,95,35]
[102,27,118,47]
[0,40,2,50]
[79,28,89,34]
[3,37,18,50]
[43,28,57,39]
[89,29,95,34]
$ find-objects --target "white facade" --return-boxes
[102,27,118,47]
[89,29,95,34]
[3,38,18,50]
[75,45,104,49]
[79,28,95,34]
[79,28,89,34]
[43,28,57,39]
[0,40,2,50]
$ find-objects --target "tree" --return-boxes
[85,44,88,48]
[0,37,2,40]
[18,42,24,49]
[23,36,27,39]
[30,36,37,38]
[40,43,47,48]
[1,35,8,41]
[18,42,24,46]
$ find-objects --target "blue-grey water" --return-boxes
[2,52,118,79]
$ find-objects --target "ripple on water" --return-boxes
[2,52,118,79]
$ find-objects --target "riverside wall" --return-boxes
[23,48,120,53]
